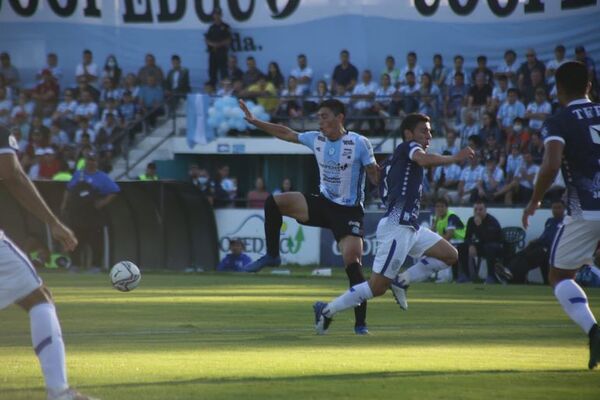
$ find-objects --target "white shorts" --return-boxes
[372,217,443,280]
[550,217,600,270]
[0,233,43,310]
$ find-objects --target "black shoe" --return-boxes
[494,263,513,284]
[589,324,600,370]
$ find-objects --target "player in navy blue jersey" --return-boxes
[522,61,600,369]
[0,125,97,400]
[239,99,379,335]
[313,113,474,334]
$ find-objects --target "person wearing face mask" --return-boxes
[102,55,122,87]
[189,164,215,204]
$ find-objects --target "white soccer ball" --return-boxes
[110,261,141,292]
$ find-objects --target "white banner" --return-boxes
[214,209,320,265]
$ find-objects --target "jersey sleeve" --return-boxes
[408,141,424,160]
[297,131,319,151]
[541,116,565,145]
[0,128,18,154]
[359,136,376,166]
[98,174,121,196]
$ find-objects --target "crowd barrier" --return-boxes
[0,181,219,271]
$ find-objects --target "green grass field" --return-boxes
[1,270,600,400]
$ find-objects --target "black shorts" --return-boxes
[300,193,364,242]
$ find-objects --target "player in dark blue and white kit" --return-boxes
[0,125,97,400]
[239,99,379,334]
[313,114,474,334]
[522,61,600,369]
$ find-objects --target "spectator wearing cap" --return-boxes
[138,53,164,86]
[470,55,494,86]
[75,49,98,87]
[37,53,63,85]
[165,54,191,115]
[517,49,546,94]
[545,45,566,87]
[205,7,231,87]
[139,162,159,181]
[62,150,119,269]
[0,52,20,91]
[217,239,253,272]
[332,49,359,93]
[575,46,599,99]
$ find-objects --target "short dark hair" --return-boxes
[474,200,487,208]
[477,55,487,63]
[433,54,442,61]
[147,162,157,170]
[507,87,519,95]
[298,54,306,59]
[246,56,255,61]
[454,72,464,78]
[505,49,516,58]
[408,51,417,58]
[498,75,508,82]
[340,49,349,56]
[83,49,92,55]
[405,71,415,77]
[555,44,566,53]
[318,99,345,117]
[171,54,181,61]
[435,197,449,207]
[400,113,430,140]
[556,61,589,97]
[386,55,395,62]
[454,55,464,62]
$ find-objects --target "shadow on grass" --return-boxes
[2,369,587,394]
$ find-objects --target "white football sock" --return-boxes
[324,281,373,317]
[400,257,451,284]
[554,279,597,334]
[29,303,69,396]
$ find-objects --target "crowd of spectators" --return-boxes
[0,49,190,180]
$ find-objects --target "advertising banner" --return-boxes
[214,209,320,265]
[1,1,598,88]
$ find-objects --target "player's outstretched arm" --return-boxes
[522,140,563,229]
[0,153,77,251]
[412,146,474,168]
[239,99,300,143]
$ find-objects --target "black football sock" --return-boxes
[346,262,367,327]
[264,195,282,258]
[589,323,599,340]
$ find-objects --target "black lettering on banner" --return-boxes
[524,0,545,13]
[414,0,440,16]
[123,0,153,23]
[562,0,597,9]
[157,0,186,22]
[448,0,478,15]
[8,0,37,16]
[83,0,101,17]
[228,0,254,21]
[267,0,301,19]
[48,0,77,17]
[194,0,219,23]
[487,0,518,16]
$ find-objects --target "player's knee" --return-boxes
[17,287,53,312]
[444,247,459,266]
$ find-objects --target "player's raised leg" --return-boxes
[245,192,309,272]
[339,235,369,334]
[392,236,457,310]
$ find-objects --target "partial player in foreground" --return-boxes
[522,61,600,370]
[240,98,379,335]
[0,125,98,400]
[313,113,474,334]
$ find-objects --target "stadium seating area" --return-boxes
[1,45,599,207]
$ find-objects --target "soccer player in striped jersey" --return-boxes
[522,61,600,369]
[0,125,97,400]
[240,98,379,334]
[313,113,474,334]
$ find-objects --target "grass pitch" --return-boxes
[1,270,599,400]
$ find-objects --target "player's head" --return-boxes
[317,99,345,139]
[555,61,590,105]
[434,197,449,217]
[400,113,432,149]
[551,199,565,219]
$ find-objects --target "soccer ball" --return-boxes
[110,261,141,292]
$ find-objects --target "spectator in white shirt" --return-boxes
[495,151,539,205]
[432,151,463,204]
[496,88,525,130]
[491,75,509,111]
[438,129,460,156]
[431,54,448,89]
[494,49,518,87]
[445,55,470,86]
[456,111,480,148]
[277,76,304,118]
[75,49,98,86]
[74,118,96,144]
[399,71,420,114]
[399,51,424,85]
[381,55,401,87]
[52,89,78,127]
[545,44,567,87]
[458,155,485,205]
[0,86,11,125]
[350,70,378,132]
[373,73,395,116]
[75,90,99,123]
[525,88,552,132]
[290,54,313,95]
[477,157,504,203]
[49,121,71,149]
[11,92,35,130]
